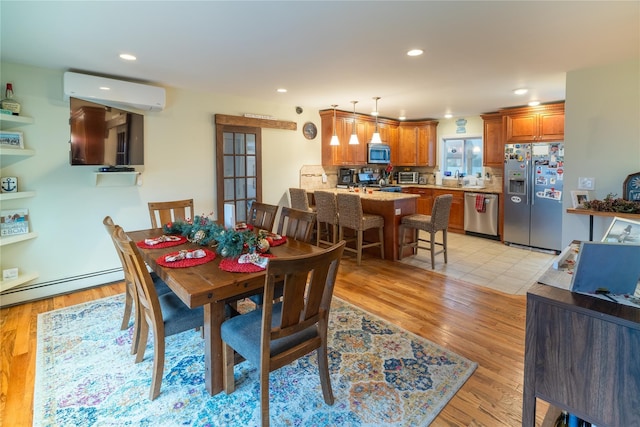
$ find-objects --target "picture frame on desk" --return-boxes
[570,190,590,209]
[601,216,640,244]
[0,131,24,149]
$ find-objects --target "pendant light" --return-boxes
[349,100,359,145]
[330,104,340,146]
[370,96,382,144]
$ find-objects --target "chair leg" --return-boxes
[443,229,448,264]
[430,231,436,269]
[222,343,236,393]
[149,326,165,400]
[135,319,150,363]
[317,344,335,405]
[331,223,338,245]
[378,226,384,260]
[398,224,405,260]
[131,298,142,355]
[356,229,363,265]
[121,283,133,330]
[260,365,270,427]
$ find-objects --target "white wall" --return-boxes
[0,62,322,305]
[562,58,640,245]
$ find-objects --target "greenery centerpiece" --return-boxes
[163,214,264,258]
[583,193,640,214]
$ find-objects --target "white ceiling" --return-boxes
[1,1,638,120]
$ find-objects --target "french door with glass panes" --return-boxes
[216,125,262,224]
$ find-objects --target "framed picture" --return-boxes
[571,190,590,208]
[0,131,24,149]
[601,217,640,244]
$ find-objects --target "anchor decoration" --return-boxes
[1,177,18,193]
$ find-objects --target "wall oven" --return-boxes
[367,143,391,164]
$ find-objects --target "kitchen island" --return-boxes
[309,189,419,261]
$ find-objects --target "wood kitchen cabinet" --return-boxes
[481,112,504,167]
[402,187,433,215]
[320,109,404,166]
[397,120,438,166]
[504,102,565,142]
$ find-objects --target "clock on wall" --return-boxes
[622,171,640,201]
[302,122,317,140]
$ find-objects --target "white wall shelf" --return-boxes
[0,232,38,247]
[0,271,38,293]
[0,191,36,201]
[94,172,141,186]
[0,115,34,129]
[0,147,35,157]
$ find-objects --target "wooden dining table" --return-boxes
[126,228,324,395]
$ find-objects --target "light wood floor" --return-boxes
[0,256,548,426]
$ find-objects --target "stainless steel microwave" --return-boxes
[367,143,391,164]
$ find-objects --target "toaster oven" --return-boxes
[397,172,419,184]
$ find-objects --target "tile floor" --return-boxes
[399,232,556,295]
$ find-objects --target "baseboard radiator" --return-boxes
[0,268,124,307]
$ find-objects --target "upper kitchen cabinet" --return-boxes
[481,112,504,167]
[504,102,565,142]
[397,120,438,166]
[320,110,398,166]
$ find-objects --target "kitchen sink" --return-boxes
[441,178,461,188]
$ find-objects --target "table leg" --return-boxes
[203,301,226,395]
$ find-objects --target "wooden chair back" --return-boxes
[247,201,279,232]
[277,206,316,243]
[148,199,194,228]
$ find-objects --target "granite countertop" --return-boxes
[397,183,502,194]
[310,188,420,201]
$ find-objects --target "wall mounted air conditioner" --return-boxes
[63,71,166,111]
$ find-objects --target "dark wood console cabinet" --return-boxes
[523,283,640,427]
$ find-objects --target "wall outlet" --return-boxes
[578,177,595,190]
[395,208,401,215]
[3,267,19,280]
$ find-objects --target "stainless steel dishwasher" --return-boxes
[464,192,499,238]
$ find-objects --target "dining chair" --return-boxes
[336,192,385,265]
[148,199,195,229]
[314,191,339,247]
[249,206,317,307]
[247,201,279,232]
[398,194,453,268]
[112,225,205,400]
[102,216,172,354]
[276,206,317,244]
[288,188,316,213]
[221,240,346,427]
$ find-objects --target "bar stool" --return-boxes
[336,193,384,265]
[314,191,339,247]
[289,187,316,213]
[398,194,453,269]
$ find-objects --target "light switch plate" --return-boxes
[578,177,595,190]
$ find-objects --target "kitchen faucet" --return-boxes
[454,170,460,178]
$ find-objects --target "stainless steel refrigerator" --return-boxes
[503,142,564,252]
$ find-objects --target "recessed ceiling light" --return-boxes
[119,53,137,61]
[407,49,424,57]
[444,113,453,119]
[398,116,406,121]
[513,88,528,95]
[99,86,111,91]
[276,88,287,93]
[528,100,541,107]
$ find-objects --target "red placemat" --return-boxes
[156,249,216,268]
[137,235,187,249]
[270,236,287,247]
[219,253,275,273]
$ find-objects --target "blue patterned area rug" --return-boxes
[34,294,476,426]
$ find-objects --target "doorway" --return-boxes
[215,124,262,223]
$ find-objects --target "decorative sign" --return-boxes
[455,118,467,134]
[622,172,640,201]
[1,177,18,193]
[1,209,29,236]
[0,131,24,148]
